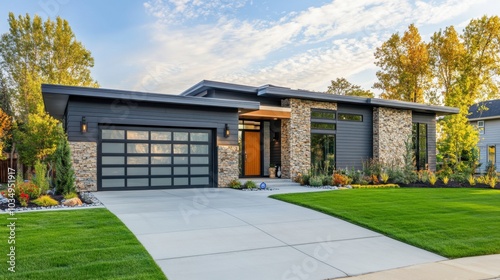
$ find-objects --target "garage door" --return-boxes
[98,126,213,190]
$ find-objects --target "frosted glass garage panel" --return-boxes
[191,157,209,164]
[152,144,171,154]
[102,143,124,153]
[102,130,124,140]
[127,178,149,187]
[174,177,189,186]
[173,132,188,141]
[191,167,209,175]
[151,131,171,141]
[127,167,149,176]
[151,156,171,164]
[127,143,149,154]
[151,167,171,175]
[127,157,149,165]
[190,145,208,154]
[151,178,172,186]
[102,156,124,165]
[102,179,124,188]
[191,177,209,185]
[190,132,209,141]
[102,168,124,176]
[127,130,149,140]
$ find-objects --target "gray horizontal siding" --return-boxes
[336,104,373,170]
[66,97,239,145]
[412,113,437,171]
[476,119,500,172]
[213,90,282,106]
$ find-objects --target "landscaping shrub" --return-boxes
[429,173,437,186]
[309,176,323,187]
[487,176,498,189]
[244,180,257,189]
[332,173,349,186]
[371,174,379,184]
[486,162,497,179]
[32,161,49,195]
[380,172,389,183]
[442,176,449,185]
[228,179,241,189]
[301,173,311,186]
[15,182,41,199]
[63,192,79,199]
[321,175,331,186]
[32,195,59,206]
[467,175,476,186]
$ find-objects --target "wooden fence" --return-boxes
[0,159,18,183]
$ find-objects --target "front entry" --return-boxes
[244,131,261,176]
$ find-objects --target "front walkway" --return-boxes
[94,186,445,280]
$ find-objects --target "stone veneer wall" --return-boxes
[217,145,239,187]
[69,142,97,192]
[281,99,337,179]
[373,107,412,166]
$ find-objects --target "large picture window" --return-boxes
[412,123,428,170]
[311,109,336,173]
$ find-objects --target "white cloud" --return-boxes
[134,0,489,94]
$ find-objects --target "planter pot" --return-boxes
[269,167,276,178]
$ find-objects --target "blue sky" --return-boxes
[1,0,499,95]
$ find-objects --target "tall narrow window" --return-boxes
[311,109,336,173]
[477,121,485,134]
[412,123,428,170]
[488,145,496,165]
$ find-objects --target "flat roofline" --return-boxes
[180,80,258,96]
[42,84,260,120]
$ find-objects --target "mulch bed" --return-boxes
[0,192,102,212]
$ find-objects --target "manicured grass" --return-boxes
[271,188,500,258]
[0,209,166,280]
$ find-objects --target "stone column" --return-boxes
[217,145,239,187]
[373,107,412,167]
[281,98,337,179]
[69,142,97,192]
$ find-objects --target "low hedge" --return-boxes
[351,184,399,189]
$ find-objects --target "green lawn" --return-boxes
[271,188,500,258]
[0,209,166,280]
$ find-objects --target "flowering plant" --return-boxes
[19,193,29,207]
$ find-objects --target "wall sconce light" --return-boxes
[272,132,280,142]
[224,123,230,138]
[81,116,88,133]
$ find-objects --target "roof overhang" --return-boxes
[468,116,500,121]
[181,80,258,96]
[239,105,291,119]
[42,84,260,120]
[258,86,459,115]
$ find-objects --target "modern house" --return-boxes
[469,99,500,173]
[42,80,458,191]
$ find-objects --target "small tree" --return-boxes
[55,136,75,194]
[32,160,49,195]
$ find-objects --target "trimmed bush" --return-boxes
[32,195,59,206]
[228,179,242,189]
[15,182,41,200]
[55,135,76,194]
[32,161,49,195]
[244,180,257,189]
[309,176,323,187]
[351,184,399,189]
[63,192,79,199]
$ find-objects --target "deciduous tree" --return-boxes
[374,24,431,103]
[327,77,374,97]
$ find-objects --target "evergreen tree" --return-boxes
[55,135,75,194]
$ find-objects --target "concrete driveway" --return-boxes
[94,186,445,280]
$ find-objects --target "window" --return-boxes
[338,113,363,122]
[488,145,496,165]
[311,134,336,174]
[311,111,336,120]
[311,123,336,130]
[477,121,485,134]
[412,123,428,170]
[311,109,336,173]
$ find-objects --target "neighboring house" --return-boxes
[468,99,500,173]
[42,80,458,191]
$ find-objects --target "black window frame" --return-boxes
[338,113,363,122]
[412,122,428,171]
[310,109,337,173]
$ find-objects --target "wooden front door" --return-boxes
[244,131,261,176]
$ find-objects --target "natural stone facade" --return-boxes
[217,145,239,187]
[373,107,412,166]
[281,99,337,179]
[69,142,97,192]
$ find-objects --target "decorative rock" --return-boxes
[0,194,8,204]
[63,197,83,206]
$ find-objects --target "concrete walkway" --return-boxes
[95,186,446,280]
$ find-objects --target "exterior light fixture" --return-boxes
[81,116,88,133]
[224,123,230,138]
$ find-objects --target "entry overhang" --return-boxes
[239,105,291,119]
